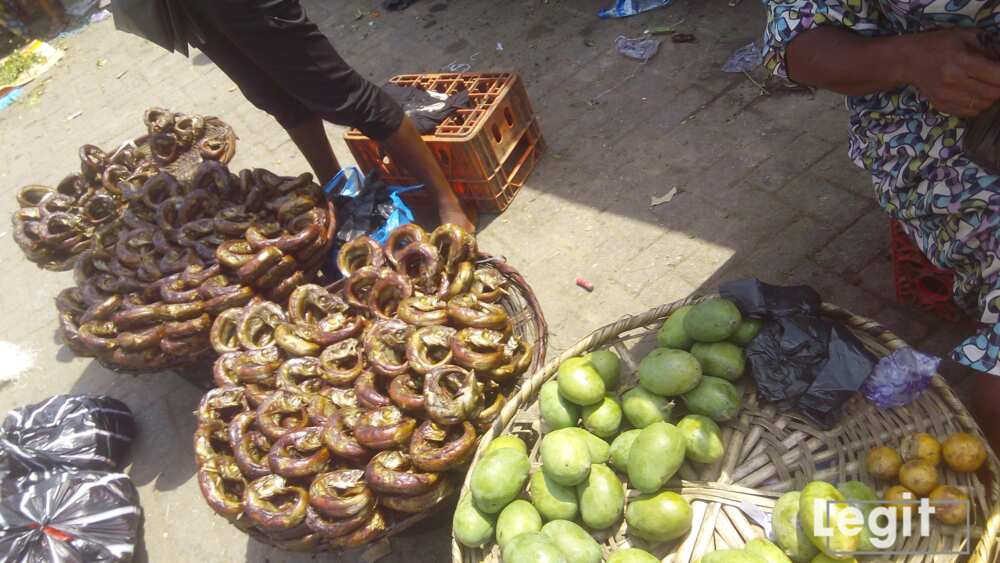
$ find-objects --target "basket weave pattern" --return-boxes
[453,297,1000,563]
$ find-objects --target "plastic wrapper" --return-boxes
[0,395,135,481]
[720,278,878,428]
[722,41,763,73]
[599,0,674,18]
[615,36,662,62]
[0,471,142,562]
[861,347,939,409]
[382,84,471,134]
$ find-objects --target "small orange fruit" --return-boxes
[900,432,942,466]
[942,432,988,473]
[885,485,917,521]
[898,460,939,496]
[929,485,970,525]
[867,446,903,480]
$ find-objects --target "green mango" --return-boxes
[470,447,531,513]
[576,463,625,530]
[836,481,879,552]
[529,470,578,521]
[811,556,858,563]
[581,395,623,439]
[836,481,877,504]
[657,304,695,350]
[541,520,602,563]
[700,550,767,563]
[557,357,606,406]
[452,495,496,548]
[730,318,762,345]
[627,421,686,493]
[622,386,673,428]
[745,538,793,563]
[682,376,742,422]
[772,492,819,563]
[561,427,610,464]
[609,429,642,472]
[625,491,692,542]
[607,548,662,563]
[684,298,742,342]
[502,532,568,563]
[540,380,580,430]
[690,342,746,381]
[800,481,861,558]
[677,414,725,464]
[638,348,703,397]
[485,435,528,456]
[540,428,591,486]
[584,349,621,389]
[496,500,543,548]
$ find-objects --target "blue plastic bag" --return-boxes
[599,0,673,18]
[322,167,424,278]
[323,166,423,245]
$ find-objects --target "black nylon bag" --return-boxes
[0,471,142,563]
[0,395,135,480]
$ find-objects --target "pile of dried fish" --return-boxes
[55,161,334,373]
[11,108,235,271]
[194,224,536,550]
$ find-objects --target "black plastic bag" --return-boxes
[0,471,142,562]
[0,395,135,481]
[382,84,472,134]
[720,279,877,428]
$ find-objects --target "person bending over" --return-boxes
[114,0,475,232]
[762,0,1000,438]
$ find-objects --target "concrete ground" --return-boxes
[0,0,972,561]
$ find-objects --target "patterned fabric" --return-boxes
[763,0,1000,375]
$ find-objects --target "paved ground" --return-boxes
[0,0,973,561]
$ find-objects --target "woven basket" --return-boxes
[233,252,549,552]
[452,296,1000,563]
[125,116,237,181]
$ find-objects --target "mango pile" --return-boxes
[454,298,760,561]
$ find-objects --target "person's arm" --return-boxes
[786,26,1000,117]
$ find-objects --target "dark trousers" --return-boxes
[181,0,404,140]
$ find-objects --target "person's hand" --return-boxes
[904,29,1000,117]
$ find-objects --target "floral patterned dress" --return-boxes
[763,0,1000,375]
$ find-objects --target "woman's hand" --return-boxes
[787,27,1000,116]
[904,29,1000,117]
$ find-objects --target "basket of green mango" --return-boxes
[449,295,1000,563]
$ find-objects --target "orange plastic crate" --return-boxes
[345,72,543,212]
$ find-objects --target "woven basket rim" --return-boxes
[451,295,1000,563]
